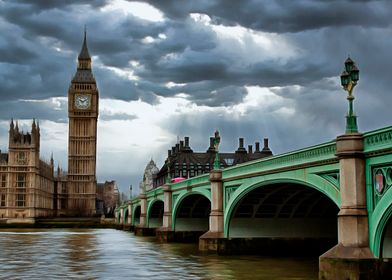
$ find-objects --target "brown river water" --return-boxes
[0,228,318,279]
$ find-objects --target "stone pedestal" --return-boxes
[134,226,155,236]
[319,244,380,280]
[319,133,379,279]
[199,170,227,253]
[156,227,175,242]
[199,231,228,253]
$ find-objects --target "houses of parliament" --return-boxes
[0,32,118,222]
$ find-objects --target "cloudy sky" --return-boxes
[1,0,392,194]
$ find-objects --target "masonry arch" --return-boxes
[225,178,339,255]
[173,192,211,236]
[116,211,121,224]
[123,208,129,224]
[133,205,141,226]
[370,187,392,258]
[147,199,164,228]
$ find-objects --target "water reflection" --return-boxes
[0,229,318,279]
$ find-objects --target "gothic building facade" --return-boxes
[153,135,273,188]
[0,120,55,221]
[0,32,108,221]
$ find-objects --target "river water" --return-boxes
[0,228,318,279]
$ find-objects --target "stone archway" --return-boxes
[226,182,339,256]
[148,200,164,228]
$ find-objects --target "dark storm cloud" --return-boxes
[146,0,392,33]
[0,99,67,122]
[1,0,392,191]
[9,0,109,10]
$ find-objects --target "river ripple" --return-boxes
[0,229,318,279]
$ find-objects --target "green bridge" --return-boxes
[116,126,392,278]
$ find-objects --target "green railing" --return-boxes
[364,125,392,154]
[222,141,337,180]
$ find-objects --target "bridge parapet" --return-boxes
[168,173,210,191]
[222,141,337,180]
[364,126,392,155]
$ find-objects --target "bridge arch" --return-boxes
[132,205,141,226]
[224,177,339,255]
[173,191,211,235]
[116,210,121,224]
[370,186,392,258]
[123,208,129,224]
[146,199,164,228]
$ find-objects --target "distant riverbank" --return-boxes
[0,217,116,228]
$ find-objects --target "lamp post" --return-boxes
[129,184,132,199]
[213,130,221,170]
[166,157,171,184]
[340,57,360,133]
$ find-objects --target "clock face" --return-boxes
[75,94,91,110]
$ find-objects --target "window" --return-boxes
[182,163,187,178]
[197,164,203,175]
[224,158,234,166]
[174,163,180,177]
[189,164,195,177]
[1,174,6,188]
[16,194,25,207]
[17,174,26,188]
[17,152,27,164]
[0,194,5,207]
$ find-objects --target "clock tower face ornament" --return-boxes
[75,94,91,109]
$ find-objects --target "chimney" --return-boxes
[185,137,189,147]
[175,143,180,153]
[263,138,269,150]
[261,138,273,156]
[207,137,215,152]
[172,146,176,154]
[239,138,244,148]
[236,138,247,153]
[255,142,260,152]
[248,145,253,154]
[180,140,184,151]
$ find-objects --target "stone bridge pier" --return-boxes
[319,133,379,279]
[135,193,155,236]
[156,184,174,242]
[199,170,225,252]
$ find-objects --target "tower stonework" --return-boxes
[67,31,98,216]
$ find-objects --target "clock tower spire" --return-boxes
[67,30,99,216]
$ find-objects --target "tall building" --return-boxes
[0,32,113,222]
[0,120,55,221]
[67,31,99,216]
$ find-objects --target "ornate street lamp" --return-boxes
[129,185,132,199]
[340,56,360,133]
[213,130,221,170]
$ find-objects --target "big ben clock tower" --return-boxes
[67,30,98,216]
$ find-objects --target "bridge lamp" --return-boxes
[340,57,360,133]
[213,130,221,170]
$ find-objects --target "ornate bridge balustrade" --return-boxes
[116,126,392,279]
